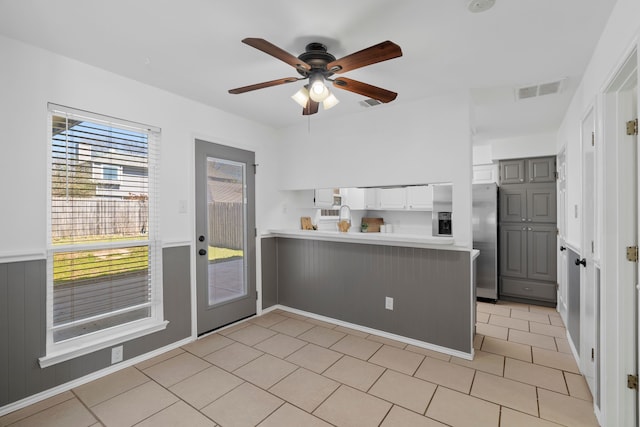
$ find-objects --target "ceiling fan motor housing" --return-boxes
[296,43,337,78]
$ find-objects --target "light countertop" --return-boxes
[266,229,477,253]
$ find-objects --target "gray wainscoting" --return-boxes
[0,246,191,408]
[261,238,278,310]
[272,238,472,353]
[567,247,581,353]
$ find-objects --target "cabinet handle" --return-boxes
[523,287,532,291]
[521,218,526,222]
[522,227,526,231]
[575,258,587,267]
[528,219,532,222]
[520,178,524,182]
[560,246,567,251]
[527,227,532,231]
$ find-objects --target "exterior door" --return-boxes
[195,139,256,335]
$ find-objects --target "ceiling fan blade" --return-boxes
[326,41,402,74]
[228,77,300,94]
[303,99,319,115]
[242,38,311,72]
[332,77,398,103]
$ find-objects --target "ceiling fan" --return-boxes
[228,38,403,115]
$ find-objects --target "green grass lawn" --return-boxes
[53,235,242,283]
[209,246,243,262]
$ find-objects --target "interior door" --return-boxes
[195,139,256,335]
[581,107,597,394]
[557,150,568,321]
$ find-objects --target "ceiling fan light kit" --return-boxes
[229,38,402,116]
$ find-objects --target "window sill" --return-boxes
[39,320,169,368]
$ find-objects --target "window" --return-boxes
[42,104,166,367]
[102,165,119,180]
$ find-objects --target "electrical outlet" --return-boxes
[111,345,123,364]
[385,297,394,310]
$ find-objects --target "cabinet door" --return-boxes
[406,185,433,210]
[499,159,525,184]
[379,187,407,209]
[527,186,557,223]
[314,188,335,207]
[344,188,365,210]
[527,225,557,282]
[499,187,527,223]
[500,225,527,278]
[528,157,556,183]
[364,188,379,209]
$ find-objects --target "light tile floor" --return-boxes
[0,301,600,427]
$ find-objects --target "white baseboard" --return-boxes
[273,304,474,361]
[0,337,193,417]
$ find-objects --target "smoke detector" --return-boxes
[467,0,495,13]
[515,79,567,101]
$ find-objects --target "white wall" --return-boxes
[276,91,473,247]
[488,131,557,161]
[0,35,280,257]
[555,0,640,425]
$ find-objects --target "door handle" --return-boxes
[560,246,567,251]
[199,249,207,256]
[575,258,586,267]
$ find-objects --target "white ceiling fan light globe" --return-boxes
[291,87,309,107]
[309,82,330,102]
[322,92,340,110]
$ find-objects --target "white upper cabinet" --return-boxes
[343,188,365,210]
[314,188,338,208]
[379,187,407,209]
[406,185,433,210]
[315,185,436,211]
[363,188,379,209]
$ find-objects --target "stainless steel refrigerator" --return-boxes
[473,183,498,300]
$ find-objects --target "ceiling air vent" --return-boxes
[516,79,566,101]
[360,98,383,108]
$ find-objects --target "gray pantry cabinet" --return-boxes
[499,157,556,184]
[498,156,557,305]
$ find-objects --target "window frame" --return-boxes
[40,104,167,368]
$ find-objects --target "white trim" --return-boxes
[0,250,46,263]
[39,320,168,368]
[162,240,192,248]
[272,305,475,361]
[600,42,638,427]
[0,335,191,417]
[48,103,160,133]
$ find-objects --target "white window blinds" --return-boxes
[46,104,163,355]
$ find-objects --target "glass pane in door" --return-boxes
[206,157,247,306]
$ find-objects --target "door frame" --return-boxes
[600,44,638,426]
[192,138,257,336]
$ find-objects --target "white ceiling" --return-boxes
[0,0,618,142]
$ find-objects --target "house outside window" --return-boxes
[42,104,166,367]
[102,165,119,180]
